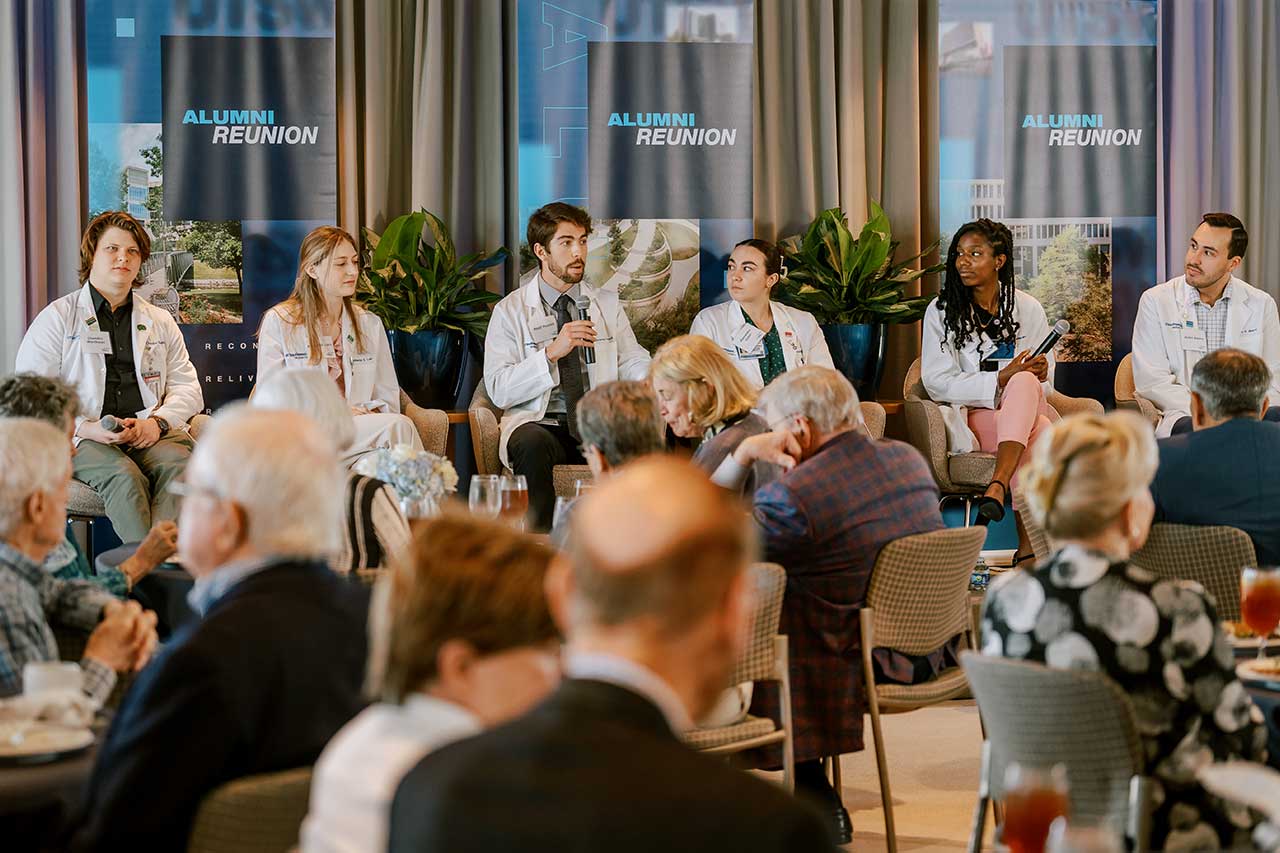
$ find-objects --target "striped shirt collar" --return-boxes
[0,541,45,586]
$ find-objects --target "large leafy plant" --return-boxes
[773,202,943,326]
[358,209,508,337]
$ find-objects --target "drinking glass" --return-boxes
[552,496,574,535]
[1241,567,1280,660]
[1001,763,1070,853]
[468,475,502,519]
[499,474,530,530]
[574,479,594,498]
[1045,816,1123,853]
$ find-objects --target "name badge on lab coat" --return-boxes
[731,324,767,360]
[320,340,337,359]
[83,331,114,356]
[1182,327,1207,353]
[529,312,558,345]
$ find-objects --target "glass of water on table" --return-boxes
[499,474,530,531]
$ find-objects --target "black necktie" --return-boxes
[553,294,585,440]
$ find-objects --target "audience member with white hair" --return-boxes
[301,512,561,853]
[0,418,158,704]
[0,373,178,597]
[983,411,1268,850]
[251,367,410,573]
[715,365,944,844]
[69,407,371,851]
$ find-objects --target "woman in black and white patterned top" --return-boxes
[982,411,1268,850]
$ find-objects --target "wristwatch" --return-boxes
[151,416,170,436]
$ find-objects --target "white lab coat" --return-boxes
[1132,275,1280,437]
[15,283,203,443]
[484,273,651,467]
[689,299,834,389]
[256,304,402,413]
[920,289,1055,452]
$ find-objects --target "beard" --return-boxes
[549,257,585,284]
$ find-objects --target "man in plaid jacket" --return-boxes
[714,366,943,843]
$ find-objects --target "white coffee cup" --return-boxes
[23,661,83,695]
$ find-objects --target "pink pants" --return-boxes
[966,371,1056,483]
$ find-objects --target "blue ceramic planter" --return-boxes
[386,329,465,410]
[820,323,887,400]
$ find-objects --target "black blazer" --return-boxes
[1150,417,1280,565]
[68,559,369,851]
[389,678,835,852]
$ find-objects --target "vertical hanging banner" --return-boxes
[85,0,337,411]
[938,0,1157,402]
[517,0,753,354]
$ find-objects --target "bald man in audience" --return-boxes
[388,457,835,852]
[69,408,370,851]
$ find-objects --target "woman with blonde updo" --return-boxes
[982,411,1267,850]
[649,334,779,494]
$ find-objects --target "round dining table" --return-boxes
[0,718,105,847]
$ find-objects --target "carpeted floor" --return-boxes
[758,699,987,851]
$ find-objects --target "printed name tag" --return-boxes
[1182,328,1207,353]
[731,324,767,354]
[83,331,114,355]
[529,313,558,345]
[320,340,337,359]
[350,354,375,370]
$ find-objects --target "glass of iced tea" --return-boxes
[1001,763,1070,853]
[1242,567,1280,660]
[499,474,530,531]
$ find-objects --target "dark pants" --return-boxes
[507,421,585,532]
[1170,406,1280,434]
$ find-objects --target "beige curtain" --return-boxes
[336,0,518,292]
[0,0,84,369]
[1160,0,1280,294]
[754,0,938,400]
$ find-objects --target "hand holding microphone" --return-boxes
[575,298,596,365]
[997,320,1066,387]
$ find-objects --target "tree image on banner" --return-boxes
[1024,226,1111,362]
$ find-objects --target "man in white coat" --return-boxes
[16,211,203,541]
[485,203,650,530]
[1132,212,1280,437]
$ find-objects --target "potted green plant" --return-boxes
[773,202,943,399]
[359,209,508,408]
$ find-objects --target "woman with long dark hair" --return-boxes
[921,219,1055,557]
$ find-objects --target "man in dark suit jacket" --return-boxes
[389,457,835,852]
[719,366,944,843]
[1150,347,1280,564]
[69,409,369,851]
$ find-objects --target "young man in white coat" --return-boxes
[484,203,651,531]
[1132,212,1280,436]
[16,211,203,542]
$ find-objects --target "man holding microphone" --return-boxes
[484,203,650,530]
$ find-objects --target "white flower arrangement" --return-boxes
[353,444,458,507]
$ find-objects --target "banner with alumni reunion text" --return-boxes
[938,0,1157,403]
[86,0,337,411]
[517,0,753,354]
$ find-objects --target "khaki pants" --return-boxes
[72,431,194,542]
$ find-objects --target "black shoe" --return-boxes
[974,480,1008,524]
[828,802,853,845]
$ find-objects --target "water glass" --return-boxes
[468,475,502,519]
[500,474,530,530]
[574,479,594,497]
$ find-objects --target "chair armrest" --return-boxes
[1046,391,1103,418]
[903,397,955,492]
[860,402,886,440]
[468,407,502,475]
[398,391,449,456]
[187,414,211,440]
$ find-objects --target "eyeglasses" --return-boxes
[166,477,223,501]
[767,412,804,432]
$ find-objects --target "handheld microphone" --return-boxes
[1030,320,1070,359]
[100,415,125,433]
[575,297,596,365]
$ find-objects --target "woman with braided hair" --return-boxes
[921,219,1055,558]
